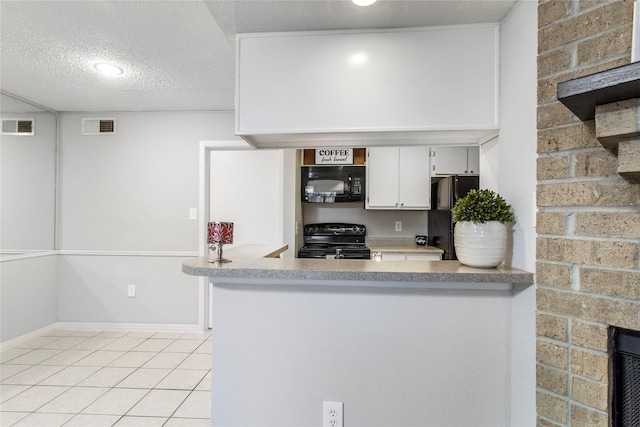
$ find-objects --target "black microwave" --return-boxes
[301,166,365,203]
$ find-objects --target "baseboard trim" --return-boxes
[0,323,58,352]
[55,322,204,334]
[1,322,205,351]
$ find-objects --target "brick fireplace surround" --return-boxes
[537,0,640,425]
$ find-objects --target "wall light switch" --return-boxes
[395,221,402,232]
[189,208,197,220]
[128,284,136,298]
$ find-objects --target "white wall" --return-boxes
[58,255,198,324]
[57,111,238,328]
[58,112,237,252]
[499,0,537,273]
[209,149,285,248]
[211,282,514,426]
[1,112,57,250]
[499,1,538,425]
[1,255,58,342]
[283,149,302,256]
[480,137,499,191]
[1,111,59,343]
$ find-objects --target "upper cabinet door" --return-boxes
[366,146,430,210]
[398,146,430,208]
[366,147,400,208]
[431,146,480,175]
[431,147,469,175]
[236,25,499,147]
[467,146,480,174]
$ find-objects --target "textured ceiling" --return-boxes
[0,0,516,113]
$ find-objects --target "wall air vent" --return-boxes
[1,118,35,135]
[82,118,116,135]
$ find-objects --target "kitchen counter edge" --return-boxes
[182,256,533,286]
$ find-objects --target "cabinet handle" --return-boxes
[400,203,404,207]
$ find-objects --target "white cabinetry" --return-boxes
[236,25,499,148]
[430,146,480,175]
[380,253,406,261]
[406,253,442,261]
[366,146,430,210]
[376,252,442,261]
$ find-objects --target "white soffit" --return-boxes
[206,0,517,40]
[0,0,516,113]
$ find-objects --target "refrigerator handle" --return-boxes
[452,176,459,205]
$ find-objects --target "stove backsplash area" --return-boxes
[302,204,428,238]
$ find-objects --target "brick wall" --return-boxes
[536,0,640,425]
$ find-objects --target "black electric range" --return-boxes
[298,223,370,259]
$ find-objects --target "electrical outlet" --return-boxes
[128,284,136,298]
[323,401,343,427]
[395,221,402,232]
[189,208,197,220]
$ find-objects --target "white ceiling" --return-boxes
[0,0,516,113]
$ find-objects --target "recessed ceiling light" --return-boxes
[94,63,124,76]
[348,52,368,66]
[352,0,377,6]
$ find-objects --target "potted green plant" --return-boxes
[451,189,514,268]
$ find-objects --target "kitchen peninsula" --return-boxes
[183,256,531,287]
[183,255,533,426]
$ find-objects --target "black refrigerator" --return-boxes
[428,175,479,260]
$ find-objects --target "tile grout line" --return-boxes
[1,329,212,426]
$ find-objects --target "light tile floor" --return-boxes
[0,330,212,426]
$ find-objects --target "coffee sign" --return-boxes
[315,148,353,165]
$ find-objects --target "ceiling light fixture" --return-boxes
[352,0,377,6]
[94,63,124,76]
[348,52,368,66]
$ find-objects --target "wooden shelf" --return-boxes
[557,62,640,178]
[557,62,640,121]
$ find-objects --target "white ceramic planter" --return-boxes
[454,221,507,268]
